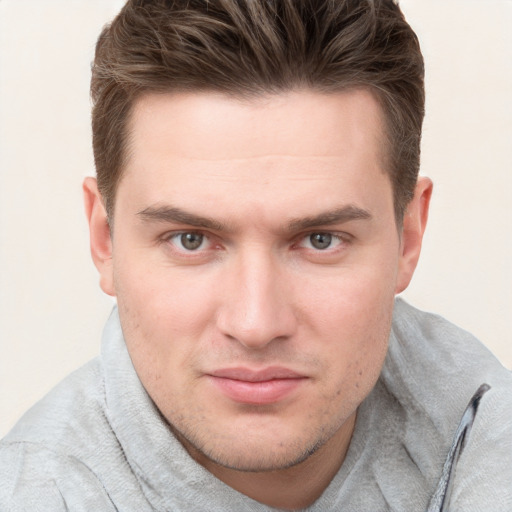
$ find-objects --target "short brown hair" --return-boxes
[91,0,424,222]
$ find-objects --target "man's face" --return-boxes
[91,89,423,472]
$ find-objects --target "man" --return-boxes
[1,0,510,510]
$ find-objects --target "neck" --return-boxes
[185,411,356,510]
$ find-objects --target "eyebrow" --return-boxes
[287,205,372,232]
[137,203,372,233]
[137,205,225,231]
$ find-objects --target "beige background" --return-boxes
[0,0,511,438]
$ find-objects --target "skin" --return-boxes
[84,89,432,510]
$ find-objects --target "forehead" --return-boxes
[126,89,385,162]
[118,89,392,225]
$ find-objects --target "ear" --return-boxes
[395,176,433,294]
[83,177,116,296]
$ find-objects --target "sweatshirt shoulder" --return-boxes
[390,298,512,393]
[0,347,200,512]
[448,382,512,510]
[0,359,125,511]
[0,441,118,512]
[2,359,108,451]
[382,300,512,508]
[384,299,512,455]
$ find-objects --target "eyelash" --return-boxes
[162,231,214,253]
[160,230,352,257]
[296,232,350,251]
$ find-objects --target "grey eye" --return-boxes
[180,232,204,250]
[309,233,332,250]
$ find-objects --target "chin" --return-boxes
[201,441,322,473]
[173,418,334,473]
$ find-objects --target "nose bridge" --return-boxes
[217,246,295,349]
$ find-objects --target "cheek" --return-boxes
[113,258,220,381]
[299,258,397,331]
[116,258,218,328]
[300,267,395,394]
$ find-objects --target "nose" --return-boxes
[216,249,297,350]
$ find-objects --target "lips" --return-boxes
[207,367,307,405]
